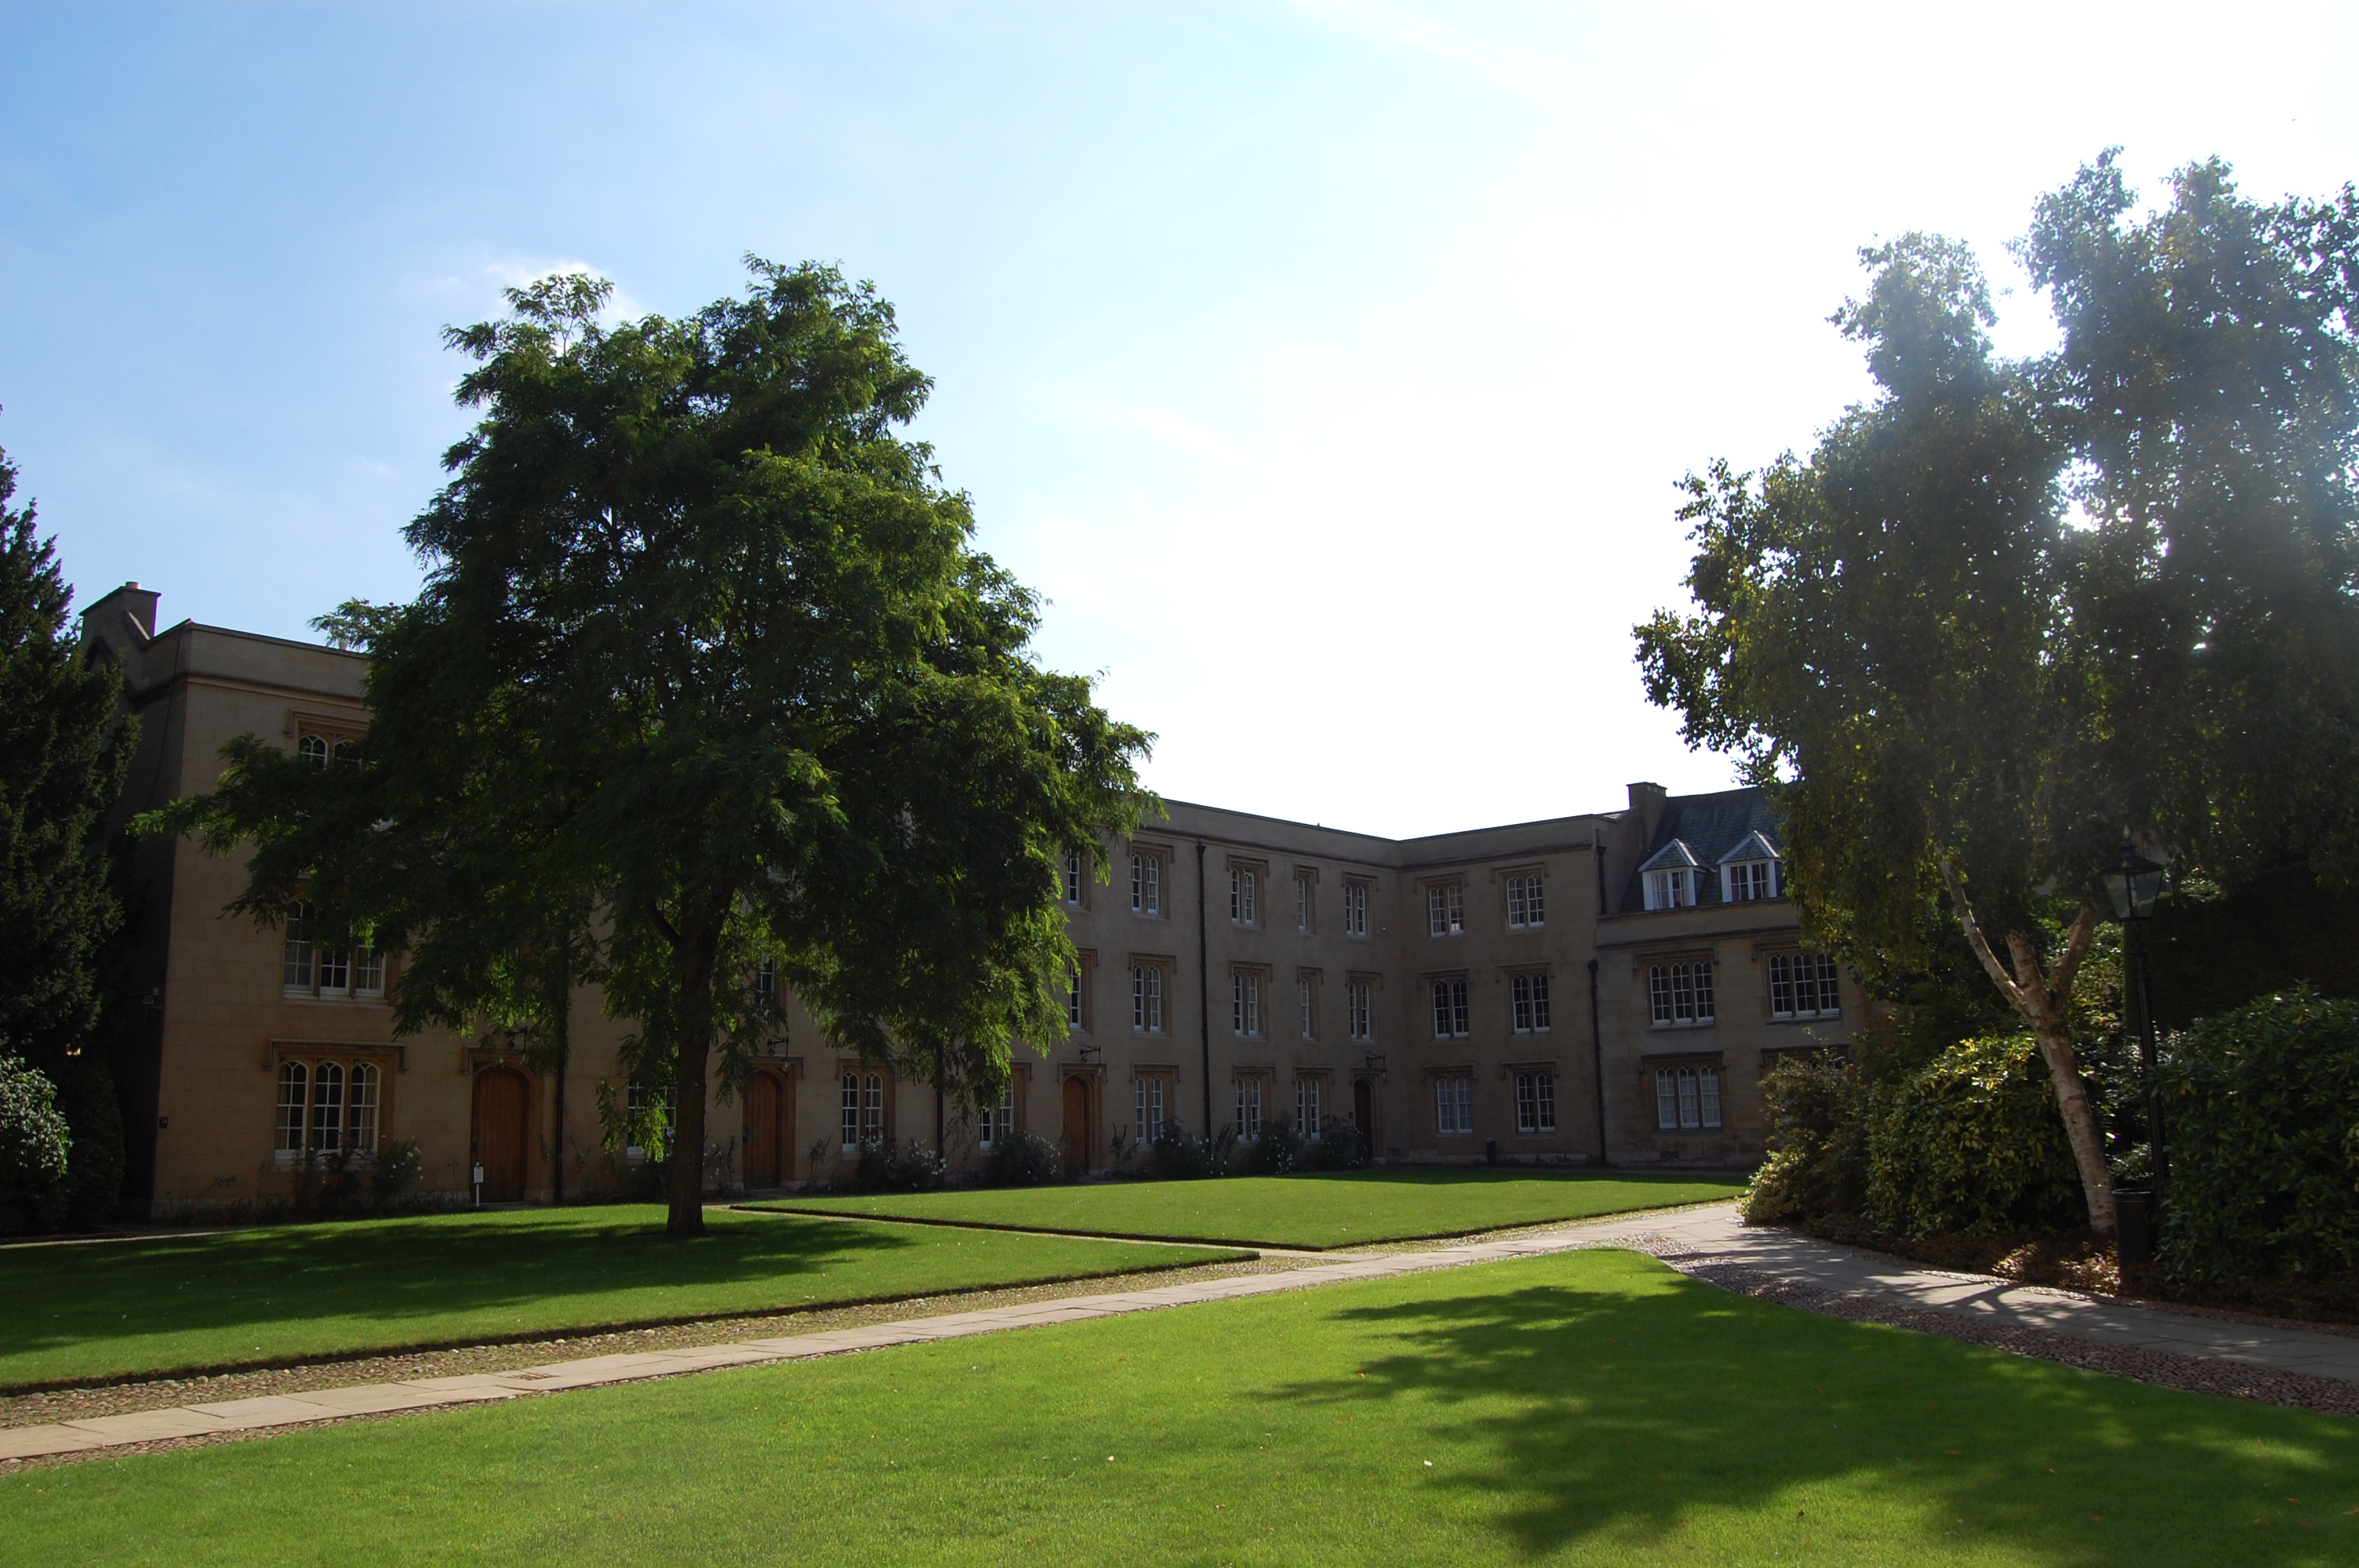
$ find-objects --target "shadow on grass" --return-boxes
[1263,1260,2357,1564]
[0,1208,923,1368]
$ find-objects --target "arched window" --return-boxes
[297,733,329,768]
[863,1073,885,1144]
[275,1061,308,1152]
[309,1061,345,1153]
[347,1063,381,1152]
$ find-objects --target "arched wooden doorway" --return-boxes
[1354,1076,1377,1151]
[471,1066,530,1203]
[1061,1076,1092,1177]
[745,1070,791,1189]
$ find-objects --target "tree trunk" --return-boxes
[1938,861,2116,1232]
[665,913,723,1239]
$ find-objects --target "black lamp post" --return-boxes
[2100,842,2168,1203]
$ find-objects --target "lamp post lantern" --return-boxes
[2100,841,2168,1207]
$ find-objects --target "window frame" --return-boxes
[1426,881,1466,937]
[979,1075,1020,1148]
[273,1054,388,1160]
[1510,971,1552,1034]
[1505,872,1546,930]
[1347,978,1375,1041]
[1234,1074,1265,1141]
[1133,1073,1171,1144]
[1229,862,1262,927]
[1644,867,1696,910]
[1430,977,1470,1040]
[1652,1062,1724,1132]
[1768,950,1842,1021]
[1434,1074,1474,1136]
[1343,880,1371,938]
[1129,850,1165,916]
[1231,968,1263,1038]
[1130,962,1167,1034]
[1514,1070,1556,1134]
[1647,958,1717,1028]
[1723,858,1777,902]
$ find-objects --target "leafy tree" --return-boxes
[155,263,1153,1236]
[0,436,133,1224]
[1636,157,2359,1232]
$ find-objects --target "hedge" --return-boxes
[2158,989,2359,1286]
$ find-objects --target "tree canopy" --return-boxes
[155,262,1154,1235]
[1635,155,2359,1230]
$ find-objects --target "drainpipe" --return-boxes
[935,1042,946,1159]
[1588,957,1609,1168]
[1196,840,1212,1134]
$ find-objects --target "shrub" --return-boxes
[1745,1038,2082,1239]
[1860,1033,2085,1238]
[0,1054,70,1232]
[885,1142,946,1192]
[1743,1052,1866,1225]
[852,1139,892,1193]
[371,1138,424,1208]
[983,1127,1062,1187]
[1309,1119,1370,1171]
[1147,1121,1223,1180]
[1240,1118,1301,1176]
[0,1051,69,1235]
[2159,989,2359,1286]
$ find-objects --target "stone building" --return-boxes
[82,583,1856,1216]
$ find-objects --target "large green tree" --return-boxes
[0,436,133,1225]
[1636,156,2359,1232]
[158,264,1153,1236]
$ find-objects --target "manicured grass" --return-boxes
[0,1206,1240,1389]
[761,1166,1747,1247]
[7,1249,2352,1566]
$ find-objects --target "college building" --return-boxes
[82,583,1857,1216]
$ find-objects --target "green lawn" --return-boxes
[0,1206,1240,1389]
[759,1167,1747,1247]
[5,1249,2350,1566]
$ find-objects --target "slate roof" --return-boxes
[1620,786,1783,913]
[1637,838,1702,873]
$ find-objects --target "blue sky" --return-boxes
[5,2,2357,837]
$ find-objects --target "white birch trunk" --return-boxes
[1938,859,2116,1233]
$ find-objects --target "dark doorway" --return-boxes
[1061,1076,1091,1177]
[1354,1076,1375,1148]
[471,1067,530,1202]
[746,1072,789,1189]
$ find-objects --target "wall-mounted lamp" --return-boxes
[1365,1052,1387,1073]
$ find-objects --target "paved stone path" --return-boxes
[1594,1205,2359,1385]
[10,1200,2357,1464]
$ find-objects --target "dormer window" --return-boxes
[1639,840,1703,910]
[1717,832,1782,902]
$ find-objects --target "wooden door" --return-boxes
[1354,1078,1376,1147]
[746,1072,787,1189]
[1061,1076,1091,1176]
[472,1067,529,1202]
